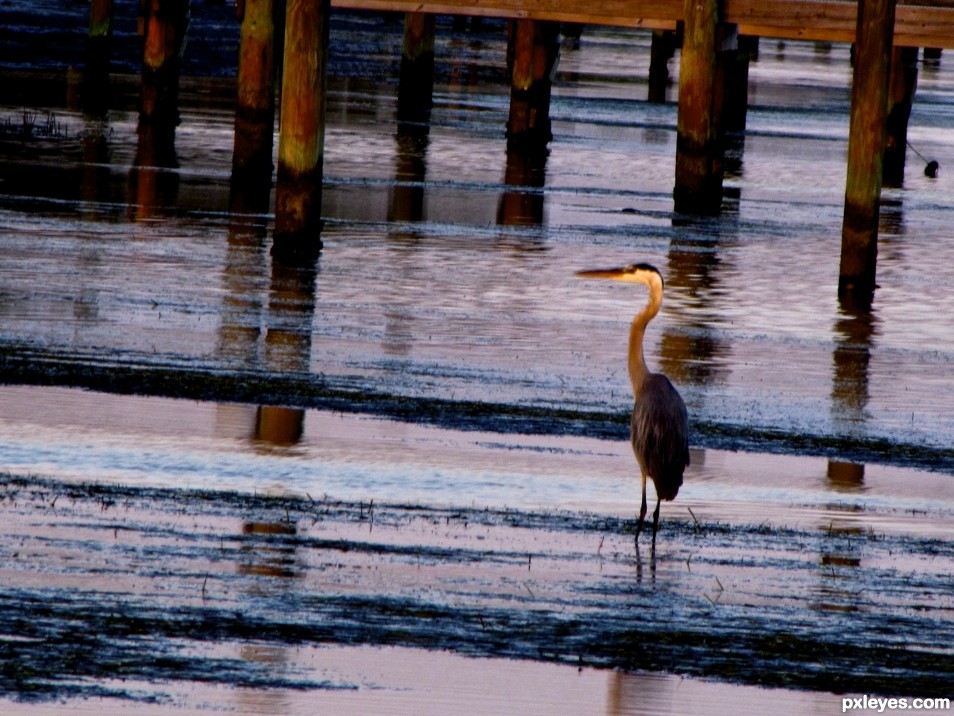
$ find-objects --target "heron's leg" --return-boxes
[651,498,661,544]
[635,474,648,544]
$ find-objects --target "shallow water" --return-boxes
[1,455,952,710]
[2,3,954,712]
[1,385,953,541]
[2,16,954,471]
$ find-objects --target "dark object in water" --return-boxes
[906,140,940,178]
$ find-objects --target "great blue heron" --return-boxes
[577,263,689,545]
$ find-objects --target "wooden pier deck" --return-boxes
[333,0,954,48]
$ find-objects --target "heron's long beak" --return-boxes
[576,267,629,280]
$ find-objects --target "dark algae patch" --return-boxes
[1,474,952,704]
[2,349,952,475]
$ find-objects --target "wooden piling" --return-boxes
[232,0,278,192]
[506,19,560,150]
[273,0,330,257]
[883,46,919,187]
[673,0,735,214]
[648,29,676,104]
[89,0,115,43]
[83,0,115,115]
[839,0,897,304]
[723,35,757,133]
[398,12,436,122]
[139,0,190,131]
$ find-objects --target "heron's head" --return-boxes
[576,263,664,289]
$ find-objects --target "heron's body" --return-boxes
[577,263,689,545]
[632,373,687,502]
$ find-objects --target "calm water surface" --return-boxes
[2,7,954,712]
[2,14,953,472]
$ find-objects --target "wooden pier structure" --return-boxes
[101,0,954,300]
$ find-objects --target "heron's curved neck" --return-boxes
[628,281,662,396]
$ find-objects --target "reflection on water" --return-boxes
[256,405,305,446]
[606,670,849,716]
[128,122,179,220]
[831,297,877,431]
[259,251,318,446]
[2,20,954,466]
[814,494,868,614]
[240,519,300,580]
[389,121,430,223]
[826,459,866,493]
[659,220,733,391]
[498,145,549,228]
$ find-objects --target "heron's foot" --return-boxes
[651,500,661,544]
[635,490,648,546]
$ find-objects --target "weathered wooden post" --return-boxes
[398,12,436,122]
[83,0,115,115]
[723,35,757,133]
[139,0,190,133]
[131,0,188,219]
[839,0,897,303]
[883,46,919,187]
[648,29,676,104]
[506,19,560,150]
[388,13,436,222]
[273,0,330,258]
[232,0,278,199]
[673,0,736,214]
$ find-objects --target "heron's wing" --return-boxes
[630,374,689,500]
